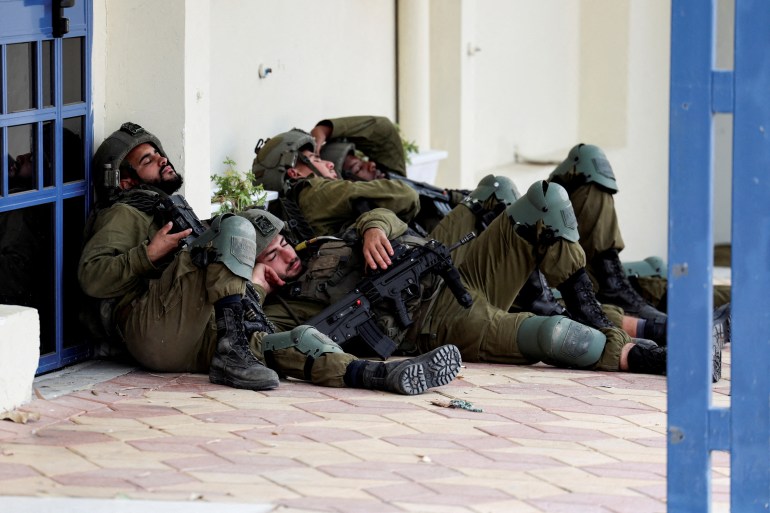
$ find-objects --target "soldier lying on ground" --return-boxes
[244,170,724,381]
[78,122,461,395]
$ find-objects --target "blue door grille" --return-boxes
[0,0,93,373]
[668,0,770,511]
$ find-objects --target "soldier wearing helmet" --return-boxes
[252,128,420,243]
[549,144,730,378]
[79,123,462,396]
[246,165,719,379]
[80,122,279,392]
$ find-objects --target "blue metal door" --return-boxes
[0,0,93,373]
[668,0,770,511]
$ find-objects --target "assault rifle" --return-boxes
[158,194,208,246]
[306,233,476,359]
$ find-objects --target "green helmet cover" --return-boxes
[506,180,579,242]
[320,141,356,176]
[238,208,285,258]
[549,143,618,193]
[92,122,169,201]
[252,129,317,192]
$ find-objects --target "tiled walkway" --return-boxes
[0,350,731,513]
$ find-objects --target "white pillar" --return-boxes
[397,0,431,149]
[429,0,476,189]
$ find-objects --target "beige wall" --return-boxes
[92,0,674,260]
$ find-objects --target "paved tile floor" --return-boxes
[0,349,731,513]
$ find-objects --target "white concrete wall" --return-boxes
[93,0,396,216]
[463,0,670,260]
[208,0,396,188]
[91,0,673,258]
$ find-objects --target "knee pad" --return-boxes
[263,325,344,358]
[506,180,579,243]
[549,143,618,193]
[191,214,257,280]
[517,315,606,368]
[463,174,521,206]
[623,256,666,279]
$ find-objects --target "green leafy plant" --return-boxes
[211,157,266,214]
[395,123,420,165]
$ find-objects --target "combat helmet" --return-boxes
[549,143,618,193]
[238,208,285,257]
[91,122,170,204]
[252,129,317,192]
[319,141,356,178]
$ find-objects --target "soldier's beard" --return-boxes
[154,173,184,195]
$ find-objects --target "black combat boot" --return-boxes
[515,270,568,317]
[344,345,462,395]
[627,330,724,383]
[627,344,667,376]
[593,249,668,325]
[711,302,730,383]
[557,268,615,330]
[210,296,280,391]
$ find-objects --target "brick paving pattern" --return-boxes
[0,350,731,513]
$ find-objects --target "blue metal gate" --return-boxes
[668,0,770,511]
[0,0,93,373]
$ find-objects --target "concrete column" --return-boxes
[429,0,476,189]
[102,0,211,217]
[183,0,212,216]
[397,0,431,149]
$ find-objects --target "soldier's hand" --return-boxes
[310,124,331,150]
[252,262,285,295]
[362,227,393,270]
[147,222,191,264]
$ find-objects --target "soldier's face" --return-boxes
[294,150,338,180]
[344,154,384,181]
[257,234,303,280]
[125,143,182,192]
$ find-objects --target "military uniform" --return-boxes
[295,175,420,237]
[265,201,630,373]
[78,196,247,372]
[551,173,731,310]
[315,115,407,176]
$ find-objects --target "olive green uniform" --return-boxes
[265,204,630,372]
[296,175,419,236]
[552,178,731,309]
[78,201,246,372]
[316,115,407,176]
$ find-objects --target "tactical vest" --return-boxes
[279,234,441,354]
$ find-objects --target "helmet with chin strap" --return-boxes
[92,122,171,204]
[252,128,322,193]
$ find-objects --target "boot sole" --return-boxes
[210,366,279,391]
[711,304,731,383]
[398,345,462,395]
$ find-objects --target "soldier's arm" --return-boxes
[78,204,159,298]
[313,116,407,176]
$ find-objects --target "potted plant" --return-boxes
[210,157,271,216]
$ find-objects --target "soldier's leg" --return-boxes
[428,203,478,267]
[566,183,625,264]
[122,251,219,373]
[261,326,461,394]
